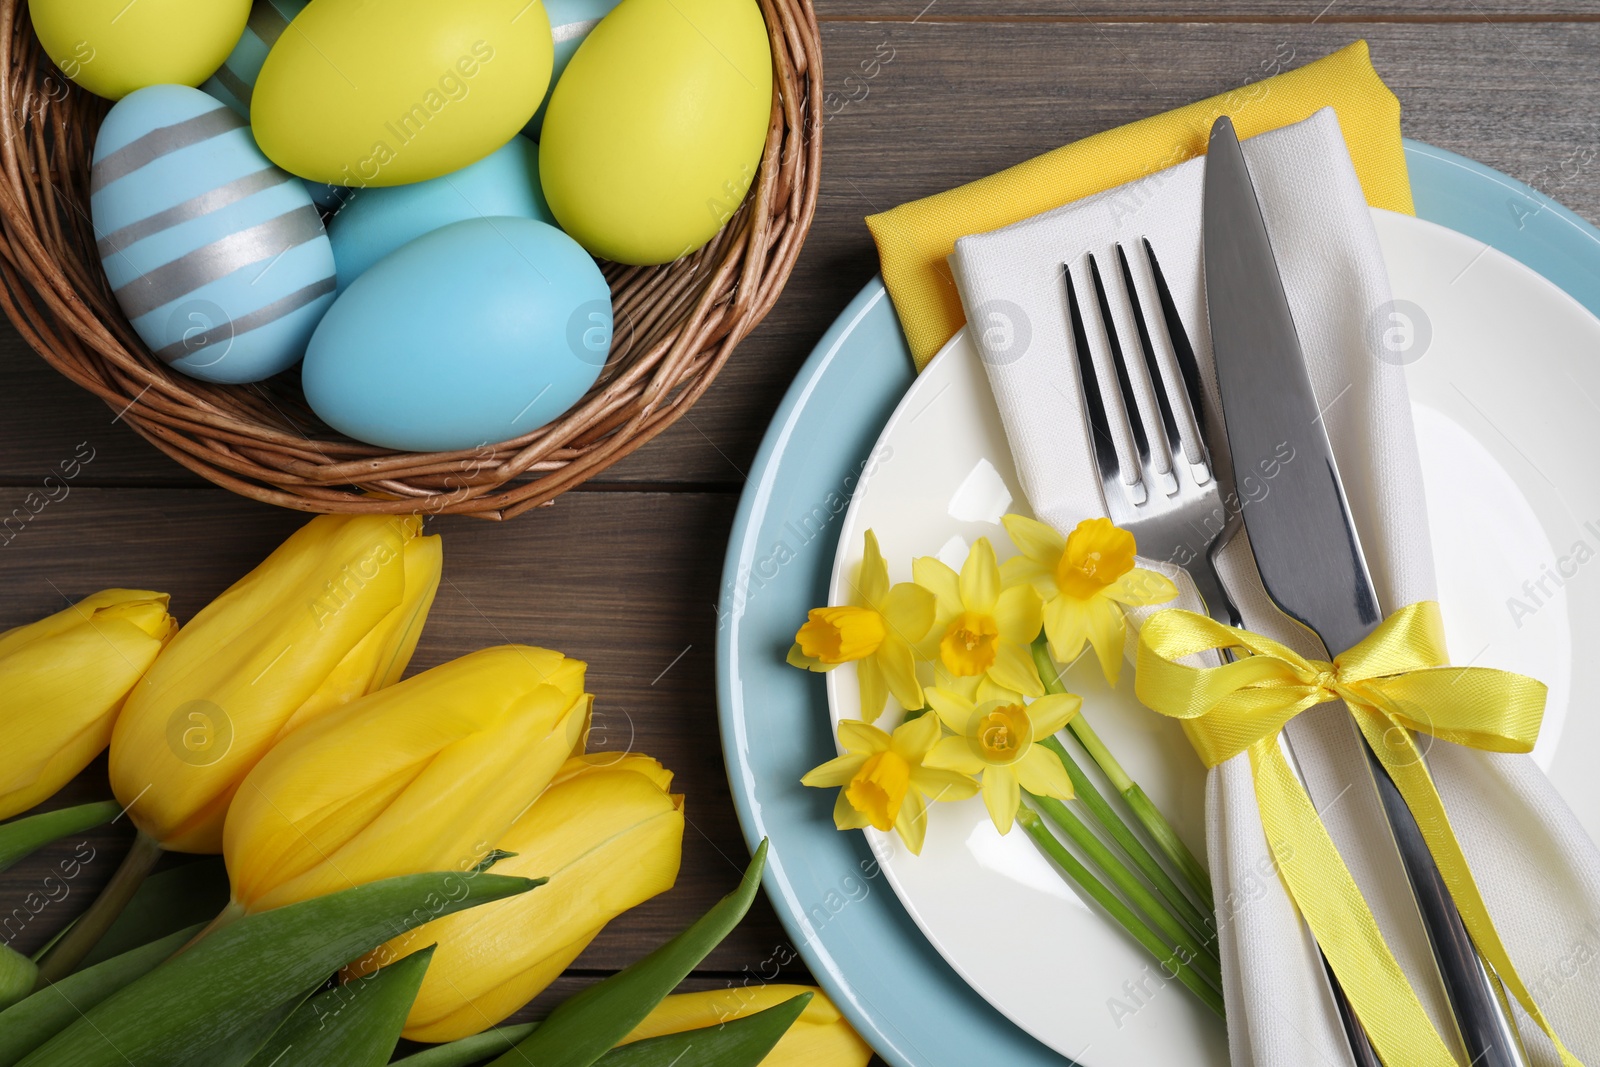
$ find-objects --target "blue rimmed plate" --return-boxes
[716,140,1600,1067]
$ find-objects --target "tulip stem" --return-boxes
[1032,637,1215,911]
[33,830,163,989]
[1017,805,1224,1018]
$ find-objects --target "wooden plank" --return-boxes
[814,2,1600,18]
[0,488,813,976]
[2,23,1597,495]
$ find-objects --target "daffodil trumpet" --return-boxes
[1016,804,1225,1019]
[1032,637,1213,911]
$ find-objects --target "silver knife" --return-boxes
[1202,114,1527,1067]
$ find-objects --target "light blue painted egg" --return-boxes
[91,84,337,384]
[303,217,611,452]
[326,136,553,292]
[199,0,347,209]
[524,0,621,137]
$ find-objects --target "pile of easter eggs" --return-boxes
[33,0,772,452]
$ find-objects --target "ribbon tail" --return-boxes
[1247,737,1461,1066]
[1352,709,1587,1067]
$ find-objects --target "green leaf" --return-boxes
[170,994,306,1067]
[18,871,540,1067]
[0,802,120,873]
[391,1024,538,1067]
[0,945,35,1013]
[79,859,230,969]
[595,993,812,1067]
[0,926,199,1067]
[488,840,769,1067]
[242,946,436,1067]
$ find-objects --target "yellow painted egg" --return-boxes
[251,0,554,187]
[31,0,251,100]
[539,0,771,266]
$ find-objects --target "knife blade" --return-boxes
[1202,114,1527,1067]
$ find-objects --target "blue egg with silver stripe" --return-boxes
[92,84,337,384]
[199,0,346,209]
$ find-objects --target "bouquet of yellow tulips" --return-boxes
[0,514,871,1067]
[791,518,1226,1019]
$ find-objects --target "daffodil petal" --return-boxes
[911,557,963,619]
[925,687,974,733]
[859,530,891,608]
[975,676,1026,705]
[834,789,871,831]
[1084,597,1128,686]
[1016,746,1075,799]
[1042,595,1091,664]
[1000,555,1055,597]
[960,538,1001,614]
[912,766,981,803]
[981,768,1021,835]
[880,582,936,642]
[1026,692,1082,737]
[894,789,928,855]
[987,640,1044,698]
[875,639,924,713]
[836,719,891,757]
[1001,512,1067,565]
[801,753,869,789]
[787,644,837,672]
[890,710,942,762]
[856,658,889,724]
[993,584,1043,645]
[1106,567,1179,607]
[924,735,984,775]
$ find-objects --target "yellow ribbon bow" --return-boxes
[1135,602,1581,1067]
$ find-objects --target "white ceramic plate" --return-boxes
[823,209,1600,1064]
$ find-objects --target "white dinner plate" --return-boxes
[823,208,1600,1064]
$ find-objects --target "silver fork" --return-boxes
[1064,238,1384,1066]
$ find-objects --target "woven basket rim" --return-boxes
[0,0,822,519]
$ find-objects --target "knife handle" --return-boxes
[1359,741,1529,1067]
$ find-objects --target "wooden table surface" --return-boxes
[4,3,1599,1060]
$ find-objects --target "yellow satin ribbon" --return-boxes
[1135,602,1581,1067]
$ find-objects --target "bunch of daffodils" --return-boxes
[789,518,1224,1019]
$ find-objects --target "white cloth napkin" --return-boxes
[948,108,1600,1066]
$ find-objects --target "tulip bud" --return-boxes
[624,985,874,1067]
[109,514,441,853]
[223,645,591,915]
[0,590,175,820]
[352,752,684,1043]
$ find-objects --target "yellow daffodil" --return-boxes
[789,530,935,720]
[349,753,684,1043]
[621,984,873,1066]
[912,537,1044,698]
[1001,514,1176,686]
[0,590,175,821]
[922,686,1081,835]
[222,645,589,914]
[801,713,977,855]
[110,514,441,853]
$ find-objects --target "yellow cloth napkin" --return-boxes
[866,40,1413,370]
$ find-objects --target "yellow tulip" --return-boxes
[356,752,683,1043]
[222,645,590,914]
[622,984,873,1067]
[109,514,441,853]
[0,590,175,820]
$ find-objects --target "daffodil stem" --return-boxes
[1016,806,1225,1020]
[1032,637,1215,911]
[1039,735,1213,947]
[1029,793,1221,980]
[33,830,163,989]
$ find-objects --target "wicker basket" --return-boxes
[0,0,821,519]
